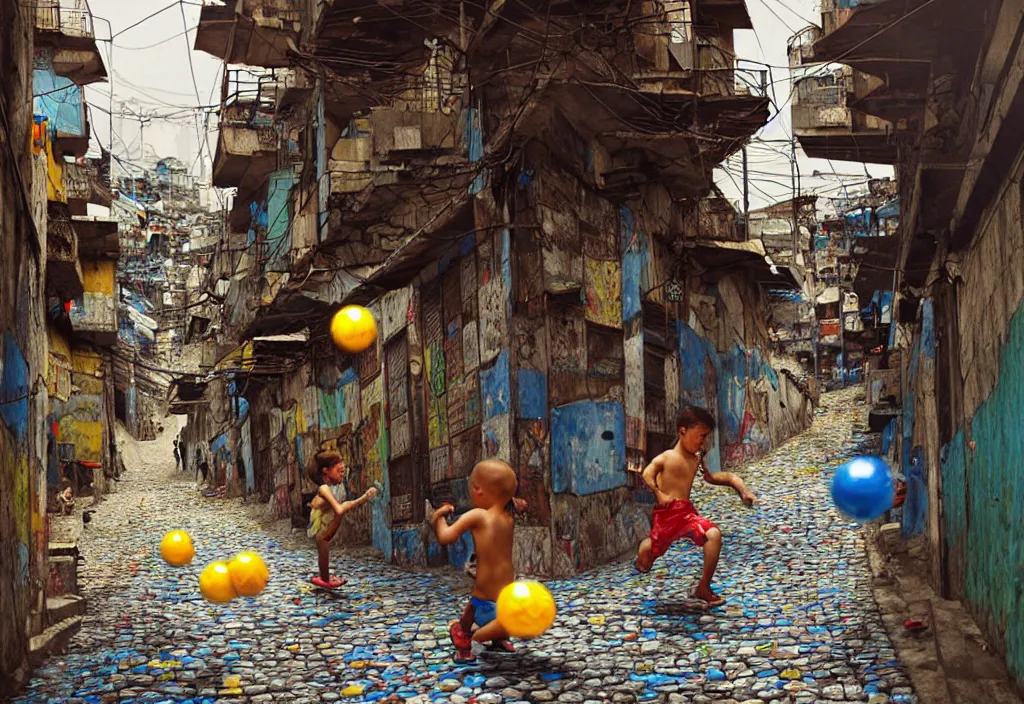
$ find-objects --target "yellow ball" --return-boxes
[496,581,556,639]
[159,530,195,567]
[199,561,238,603]
[227,551,270,597]
[330,305,377,354]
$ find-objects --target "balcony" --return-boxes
[788,26,823,67]
[792,71,895,164]
[212,69,279,192]
[33,56,91,158]
[74,215,120,260]
[46,205,85,301]
[274,67,312,109]
[811,0,977,78]
[194,0,300,68]
[65,155,111,215]
[70,259,118,347]
[31,1,107,85]
[697,0,753,30]
[325,104,468,238]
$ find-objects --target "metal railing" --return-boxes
[32,0,96,39]
[735,61,768,97]
[221,67,278,129]
[787,26,823,66]
[793,76,846,107]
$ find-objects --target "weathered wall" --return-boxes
[0,0,47,691]
[937,155,1024,688]
[70,259,116,336]
[677,273,813,473]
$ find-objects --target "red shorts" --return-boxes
[648,500,717,559]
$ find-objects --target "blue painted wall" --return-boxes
[517,369,547,420]
[551,400,627,495]
[901,299,935,538]
[248,199,268,246]
[620,205,648,323]
[939,294,1024,688]
[265,169,297,273]
[481,350,510,420]
[466,105,485,195]
[33,51,85,137]
[1,332,30,442]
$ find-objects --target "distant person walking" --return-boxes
[194,448,209,486]
[173,437,181,470]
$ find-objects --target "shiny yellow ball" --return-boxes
[227,551,270,597]
[159,530,195,567]
[330,305,377,354]
[496,580,557,639]
[199,561,238,603]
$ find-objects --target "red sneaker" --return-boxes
[488,639,515,653]
[311,576,345,589]
[449,622,475,662]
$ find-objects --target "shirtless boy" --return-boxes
[432,459,518,662]
[635,406,757,606]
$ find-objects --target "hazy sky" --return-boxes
[80,0,892,209]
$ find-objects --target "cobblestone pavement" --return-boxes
[13,388,918,704]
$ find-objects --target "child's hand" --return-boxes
[365,487,378,501]
[432,502,455,523]
[512,497,528,514]
[740,488,757,507]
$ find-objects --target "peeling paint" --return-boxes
[941,294,1024,686]
[551,400,626,496]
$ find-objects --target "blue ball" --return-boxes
[831,456,895,522]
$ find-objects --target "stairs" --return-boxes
[29,542,87,666]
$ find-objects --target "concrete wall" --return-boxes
[936,152,1024,689]
[69,260,116,336]
[0,1,48,692]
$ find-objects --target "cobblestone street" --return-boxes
[12,389,918,704]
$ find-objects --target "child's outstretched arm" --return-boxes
[700,457,757,506]
[432,503,485,545]
[322,485,377,517]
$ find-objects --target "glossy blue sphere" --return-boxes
[831,456,895,522]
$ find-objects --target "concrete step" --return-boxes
[45,595,86,626]
[28,615,83,668]
[48,541,80,559]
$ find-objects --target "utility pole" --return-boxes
[742,146,749,239]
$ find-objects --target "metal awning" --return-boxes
[689,239,804,290]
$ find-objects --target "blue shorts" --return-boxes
[470,596,497,627]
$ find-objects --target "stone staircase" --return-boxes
[29,542,87,666]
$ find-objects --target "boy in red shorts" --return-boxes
[635,406,757,606]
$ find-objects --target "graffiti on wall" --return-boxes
[584,257,623,329]
[478,277,505,364]
[2,332,30,442]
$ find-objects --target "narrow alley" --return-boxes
[14,390,921,704]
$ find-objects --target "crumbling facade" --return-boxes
[790,0,1024,689]
[1,0,113,692]
[176,0,816,576]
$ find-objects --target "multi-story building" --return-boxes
[789,0,1024,689]
[176,0,817,575]
[1,0,115,693]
